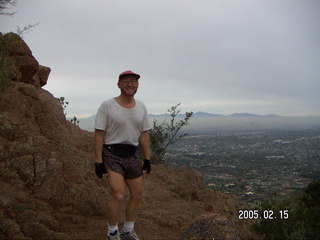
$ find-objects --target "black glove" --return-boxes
[95,162,107,178]
[142,159,151,174]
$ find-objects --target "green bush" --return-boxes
[253,179,320,240]
[150,103,193,164]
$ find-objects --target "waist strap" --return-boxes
[104,144,137,158]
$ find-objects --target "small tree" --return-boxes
[0,0,17,16]
[59,97,69,116]
[16,22,40,37]
[70,116,80,126]
[150,103,193,164]
[58,97,80,126]
[1,0,39,38]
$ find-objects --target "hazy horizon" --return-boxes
[76,113,320,133]
[75,111,320,119]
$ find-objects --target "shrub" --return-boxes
[150,103,193,164]
[253,179,320,240]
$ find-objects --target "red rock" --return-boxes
[1,33,50,87]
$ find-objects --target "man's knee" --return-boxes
[111,191,125,202]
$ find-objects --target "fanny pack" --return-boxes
[104,144,137,158]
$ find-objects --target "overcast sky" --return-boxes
[1,0,319,117]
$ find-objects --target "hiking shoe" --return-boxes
[120,230,140,240]
[107,230,121,240]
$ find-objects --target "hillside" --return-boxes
[0,33,262,240]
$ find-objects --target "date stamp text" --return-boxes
[238,209,289,220]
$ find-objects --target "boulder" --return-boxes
[1,33,50,87]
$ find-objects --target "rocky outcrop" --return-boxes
[0,33,262,240]
[1,33,50,87]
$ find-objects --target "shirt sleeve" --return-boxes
[141,104,152,132]
[94,103,108,131]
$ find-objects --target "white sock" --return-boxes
[107,224,118,236]
[122,221,135,233]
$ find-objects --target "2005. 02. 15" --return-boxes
[238,210,289,220]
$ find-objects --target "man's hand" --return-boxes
[94,162,107,178]
[142,159,151,174]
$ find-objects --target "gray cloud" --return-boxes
[1,0,319,116]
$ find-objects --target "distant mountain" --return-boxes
[149,112,282,118]
[149,112,224,118]
[228,113,281,117]
[77,112,320,133]
[79,112,283,120]
[193,111,224,117]
[228,113,263,117]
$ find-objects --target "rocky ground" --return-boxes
[0,33,263,240]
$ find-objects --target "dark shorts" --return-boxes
[102,146,143,179]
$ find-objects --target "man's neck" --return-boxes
[115,95,135,108]
[118,93,134,102]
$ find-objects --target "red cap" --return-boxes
[119,70,140,80]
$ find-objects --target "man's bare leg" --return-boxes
[107,170,126,226]
[125,176,145,222]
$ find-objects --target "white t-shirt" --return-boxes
[94,98,151,146]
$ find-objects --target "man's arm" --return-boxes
[94,129,105,163]
[139,130,151,160]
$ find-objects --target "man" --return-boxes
[94,70,151,240]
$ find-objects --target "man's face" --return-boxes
[118,75,139,97]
